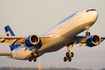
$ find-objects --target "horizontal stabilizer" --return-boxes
[0,53,12,56]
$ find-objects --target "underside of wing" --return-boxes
[38,34,56,44]
[100,36,105,42]
[0,36,26,46]
[72,35,89,43]
[68,35,105,47]
[0,34,56,47]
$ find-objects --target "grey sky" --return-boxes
[0,0,105,70]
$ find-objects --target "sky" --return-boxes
[0,0,105,70]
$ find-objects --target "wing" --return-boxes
[0,36,26,46]
[100,36,105,41]
[0,35,55,47]
[67,35,105,47]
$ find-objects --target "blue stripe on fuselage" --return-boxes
[12,45,33,52]
[12,44,22,52]
[57,12,76,25]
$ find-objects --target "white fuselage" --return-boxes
[12,8,98,60]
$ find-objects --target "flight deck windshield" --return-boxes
[86,9,96,12]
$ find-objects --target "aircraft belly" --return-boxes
[37,36,68,53]
[12,48,32,60]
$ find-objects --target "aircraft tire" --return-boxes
[66,52,69,57]
[29,57,32,62]
[64,57,67,62]
[88,32,90,36]
[86,32,90,36]
[68,57,72,62]
[70,52,74,57]
[33,57,36,62]
[31,52,34,57]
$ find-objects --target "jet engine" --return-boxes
[86,35,101,47]
[25,34,42,47]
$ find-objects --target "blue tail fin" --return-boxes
[5,25,16,51]
[5,25,15,36]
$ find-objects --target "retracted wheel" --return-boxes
[64,57,67,62]
[29,57,32,62]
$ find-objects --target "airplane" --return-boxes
[0,7,104,62]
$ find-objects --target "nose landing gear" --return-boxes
[85,26,91,36]
[86,32,90,36]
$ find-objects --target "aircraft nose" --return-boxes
[91,11,98,22]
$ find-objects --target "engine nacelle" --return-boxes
[25,34,41,47]
[86,35,101,47]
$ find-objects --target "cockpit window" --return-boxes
[86,9,96,12]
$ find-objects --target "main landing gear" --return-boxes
[29,52,37,62]
[64,52,74,62]
[64,42,76,62]
[28,48,37,62]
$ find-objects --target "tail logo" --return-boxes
[6,31,11,36]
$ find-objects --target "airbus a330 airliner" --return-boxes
[0,7,104,62]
